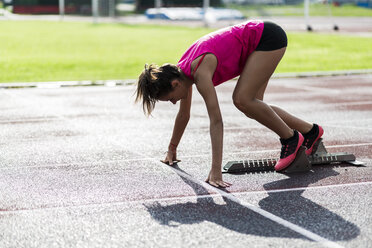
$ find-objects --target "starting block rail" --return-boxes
[223,139,365,174]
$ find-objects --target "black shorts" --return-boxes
[255,21,287,51]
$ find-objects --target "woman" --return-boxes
[135,20,324,188]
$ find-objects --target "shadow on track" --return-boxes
[259,167,360,241]
[144,164,359,241]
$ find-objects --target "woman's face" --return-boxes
[159,80,188,104]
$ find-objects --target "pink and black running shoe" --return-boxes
[302,124,324,155]
[275,130,304,171]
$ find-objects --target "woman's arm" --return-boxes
[162,86,192,165]
[193,54,231,188]
[169,86,192,148]
[195,74,228,187]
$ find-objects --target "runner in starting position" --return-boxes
[135,20,324,188]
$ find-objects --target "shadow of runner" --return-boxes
[145,164,360,241]
[144,165,305,239]
[259,167,360,241]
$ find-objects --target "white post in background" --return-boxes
[304,0,312,31]
[203,0,210,27]
[155,0,162,18]
[155,0,162,9]
[59,0,65,21]
[327,0,339,30]
[92,0,99,24]
[109,0,115,18]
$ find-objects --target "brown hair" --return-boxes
[135,63,184,116]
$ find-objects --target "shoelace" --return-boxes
[304,127,319,149]
[280,141,298,158]
[304,134,316,149]
[280,144,289,158]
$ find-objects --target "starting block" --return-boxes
[222,139,365,174]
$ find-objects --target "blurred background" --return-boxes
[0,0,371,83]
[1,0,371,19]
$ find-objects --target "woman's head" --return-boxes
[135,63,185,116]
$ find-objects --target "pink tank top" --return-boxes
[177,20,264,87]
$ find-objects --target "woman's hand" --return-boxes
[161,149,181,166]
[206,169,232,188]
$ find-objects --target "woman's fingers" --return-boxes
[160,156,180,166]
[160,159,169,165]
[222,181,232,187]
[160,154,172,165]
[217,181,231,188]
[205,179,232,188]
[207,180,219,188]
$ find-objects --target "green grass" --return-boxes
[279,32,372,72]
[1,21,372,83]
[228,3,372,17]
[0,21,210,82]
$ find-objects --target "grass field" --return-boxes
[1,21,372,83]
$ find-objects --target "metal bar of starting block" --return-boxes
[310,152,355,165]
[223,140,364,174]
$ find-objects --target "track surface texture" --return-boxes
[1,74,372,248]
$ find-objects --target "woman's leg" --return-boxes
[269,105,313,134]
[233,48,306,171]
[234,48,325,170]
[255,81,313,134]
[233,47,293,138]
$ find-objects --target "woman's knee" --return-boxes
[255,92,264,101]
[232,94,245,110]
[232,94,255,116]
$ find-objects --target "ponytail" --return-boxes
[135,63,183,116]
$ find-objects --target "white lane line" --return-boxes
[325,118,372,124]
[2,90,91,128]
[184,142,372,158]
[195,121,372,132]
[184,148,279,158]
[0,193,218,215]
[1,181,371,216]
[0,194,219,215]
[280,84,342,94]
[159,161,344,248]
[281,83,372,98]
[326,143,372,149]
[324,124,372,131]
[1,142,371,171]
[336,100,372,106]
[232,181,372,196]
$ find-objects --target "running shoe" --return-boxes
[275,130,304,171]
[302,124,324,155]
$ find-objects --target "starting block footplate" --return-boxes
[223,140,364,174]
